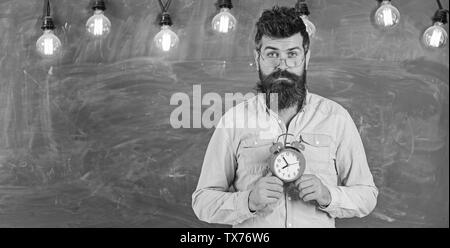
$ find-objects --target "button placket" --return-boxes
[266,105,286,134]
[285,193,291,228]
[276,118,285,133]
[287,110,305,138]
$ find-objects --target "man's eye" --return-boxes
[288,52,298,58]
[266,52,279,58]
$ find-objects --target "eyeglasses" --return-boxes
[257,49,305,69]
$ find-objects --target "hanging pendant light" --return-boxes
[36,0,62,58]
[211,0,237,34]
[86,0,112,39]
[154,0,179,52]
[295,0,316,37]
[422,0,449,48]
[374,0,401,29]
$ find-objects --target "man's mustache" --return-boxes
[262,69,301,85]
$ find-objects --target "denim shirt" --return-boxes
[192,91,378,228]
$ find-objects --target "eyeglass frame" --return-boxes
[256,46,308,69]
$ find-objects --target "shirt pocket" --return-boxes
[237,137,273,175]
[300,133,337,178]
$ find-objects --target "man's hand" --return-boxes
[294,174,331,207]
[248,172,284,212]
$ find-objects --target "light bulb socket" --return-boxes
[433,9,448,25]
[159,12,173,26]
[92,0,106,11]
[217,0,233,9]
[41,16,55,30]
[295,1,310,16]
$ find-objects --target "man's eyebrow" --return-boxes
[287,46,302,51]
[263,46,279,51]
[263,46,302,51]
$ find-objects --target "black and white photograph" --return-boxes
[0,0,448,235]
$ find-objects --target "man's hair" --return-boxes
[255,6,310,54]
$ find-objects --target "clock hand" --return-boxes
[282,162,298,169]
[281,156,290,169]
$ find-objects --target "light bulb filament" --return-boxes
[44,38,53,55]
[382,8,393,26]
[94,18,104,36]
[430,29,442,47]
[161,32,172,52]
[219,14,230,33]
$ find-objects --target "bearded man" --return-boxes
[192,6,378,228]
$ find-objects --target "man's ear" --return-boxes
[253,49,260,71]
[305,49,311,70]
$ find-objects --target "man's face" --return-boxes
[256,33,308,77]
[255,33,310,111]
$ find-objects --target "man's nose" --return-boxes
[276,58,289,70]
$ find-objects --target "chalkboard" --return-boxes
[0,0,448,227]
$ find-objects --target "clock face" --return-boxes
[272,149,305,182]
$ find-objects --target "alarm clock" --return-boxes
[268,134,306,183]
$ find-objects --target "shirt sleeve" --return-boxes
[191,117,256,225]
[318,109,379,218]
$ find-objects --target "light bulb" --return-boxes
[86,10,111,38]
[212,8,237,34]
[36,29,62,58]
[423,22,448,48]
[374,1,400,28]
[154,25,179,52]
[300,15,316,37]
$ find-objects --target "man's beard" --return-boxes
[255,66,307,112]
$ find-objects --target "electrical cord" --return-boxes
[157,0,173,13]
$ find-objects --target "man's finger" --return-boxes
[264,176,284,186]
[297,180,316,190]
[298,174,316,182]
[264,190,283,200]
[265,184,284,193]
[295,174,315,186]
[265,197,280,204]
[297,183,315,196]
[302,192,319,202]
[299,185,316,198]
